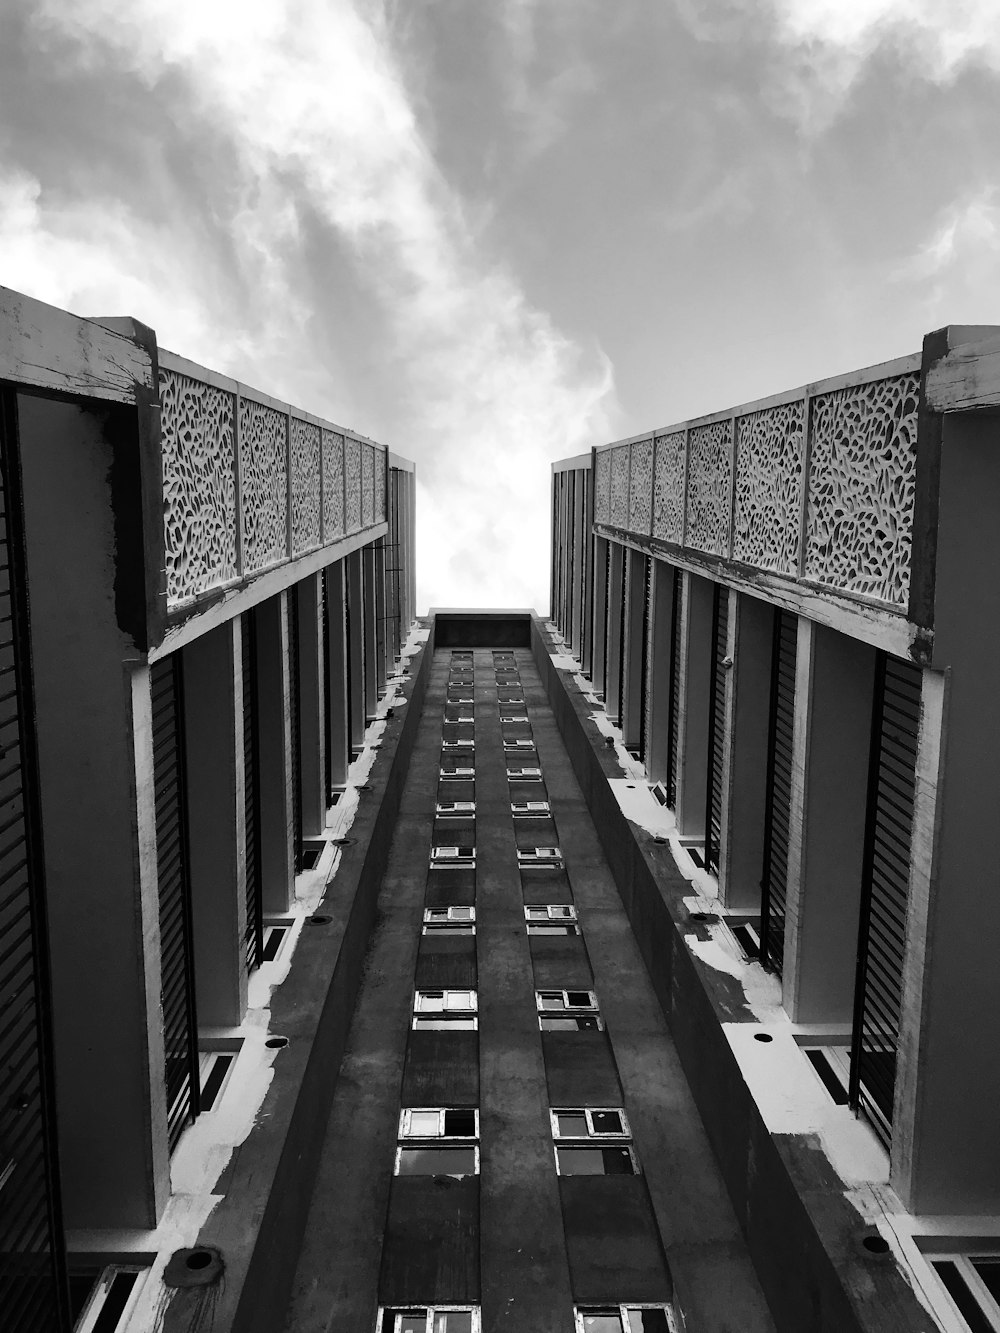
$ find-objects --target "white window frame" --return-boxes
[550,1107,630,1139]
[423,907,475,924]
[525,905,577,922]
[393,1144,481,1177]
[430,846,476,866]
[503,738,535,750]
[536,989,599,1013]
[414,989,478,1013]
[446,713,475,724]
[926,1251,1000,1331]
[507,766,542,779]
[439,767,475,779]
[512,800,550,816]
[399,1107,480,1139]
[518,847,563,867]
[442,740,475,751]
[74,1266,150,1333]
[573,1306,679,1333]
[436,801,476,814]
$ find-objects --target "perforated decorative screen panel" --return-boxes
[594,450,611,524]
[362,442,375,528]
[290,417,322,556]
[344,436,362,533]
[733,401,804,575]
[240,398,288,574]
[805,374,919,605]
[375,447,387,522]
[322,430,345,541]
[609,445,630,527]
[687,419,733,557]
[652,432,685,544]
[629,438,653,535]
[159,369,238,603]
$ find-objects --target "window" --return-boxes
[512,800,550,817]
[518,847,563,868]
[430,846,476,866]
[413,990,478,1030]
[71,1265,150,1333]
[395,1107,479,1178]
[503,738,535,750]
[537,989,602,1030]
[423,907,475,936]
[198,1051,237,1111]
[436,801,476,815]
[553,1106,637,1177]
[377,1309,479,1333]
[442,740,475,751]
[575,1307,677,1332]
[525,904,578,935]
[507,765,542,780]
[927,1253,1000,1331]
[440,766,475,779]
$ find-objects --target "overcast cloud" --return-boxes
[3,1,999,611]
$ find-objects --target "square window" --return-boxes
[407,1110,441,1136]
[625,1310,672,1332]
[556,1111,589,1137]
[567,990,594,1008]
[580,1316,623,1333]
[591,1110,625,1135]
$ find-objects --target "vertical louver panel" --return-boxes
[287,592,303,874]
[704,585,729,876]
[0,393,69,1332]
[850,653,921,1150]
[760,609,797,975]
[666,567,683,809]
[615,552,627,726]
[150,653,199,1153]
[241,612,262,973]
[322,571,333,803]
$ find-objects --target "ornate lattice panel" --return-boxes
[239,398,289,574]
[609,445,630,528]
[732,401,805,574]
[375,448,387,523]
[322,431,345,541]
[594,449,611,525]
[362,443,375,528]
[652,432,686,544]
[805,374,920,605]
[159,369,238,603]
[290,417,322,556]
[344,436,362,533]
[628,438,654,535]
[687,419,734,557]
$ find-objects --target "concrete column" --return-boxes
[605,540,625,723]
[591,536,609,695]
[621,549,647,750]
[374,538,388,694]
[346,550,366,752]
[675,571,713,839]
[295,574,326,838]
[571,473,585,656]
[363,544,378,721]
[893,410,1000,1213]
[718,593,772,911]
[16,393,169,1227]
[644,558,676,787]
[182,620,247,1027]
[782,621,875,1023]
[324,561,350,793]
[580,478,594,675]
[255,592,294,913]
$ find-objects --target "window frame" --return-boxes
[429,846,476,866]
[399,1107,480,1140]
[573,1305,679,1333]
[511,800,550,816]
[376,1303,482,1330]
[525,905,577,922]
[550,1107,631,1140]
[436,801,476,815]
[536,989,599,1013]
[554,1142,640,1177]
[926,1251,1000,1331]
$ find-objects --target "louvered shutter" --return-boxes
[760,609,797,975]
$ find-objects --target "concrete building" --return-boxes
[3,283,1000,1333]
[550,326,1000,1332]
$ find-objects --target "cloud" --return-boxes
[890,188,1000,319]
[2,0,616,613]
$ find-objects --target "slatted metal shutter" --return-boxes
[666,567,683,808]
[615,551,627,726]
[760,609,797,975]
[0,393,70,1331]
[850,653,921,1149]
[321,571,333,803]
[704,584,729,876]
[150,653,199,1153]
[241,612,263,973]
[287,592,303,874]
[638,555,652,763]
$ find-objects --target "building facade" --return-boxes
[550,325,1000,1332]
[0,286,415,1332]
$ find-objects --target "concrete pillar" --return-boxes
[718,593,772,911]
[645,558,676,788]
[325,561,350,793]
[255,592,294,913]
[893,410,1000,1213]
[675,571,714,839]
[346,550,366,753]
[591,536,609,695]
[295,574,326,838]
[363,544,379,720]
[571,473,585,656]
[375,538,388,694]
[16,393,169,1227]
[782,621,875,1023]
[621,549,647,750]
[182,620,247,1027]
[605,541,625,724]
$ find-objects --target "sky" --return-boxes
[2,1,1000,613]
